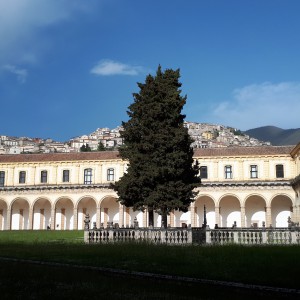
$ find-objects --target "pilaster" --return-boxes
[215,206,220,227]
[73,207,78,230]
[266,206,272,227]
[6,208,11,230]
[143,209,147,227]
[50,207,55,230]
[240,206,245,228]
[189,203,195,227]
[96,207,101,228]
[28,207,33,230]
[119,204,124,227]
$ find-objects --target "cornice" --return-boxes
[200,180,292,188]
[0,183,112,193]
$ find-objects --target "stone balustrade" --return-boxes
[207,228,300,245]
[85,224,300,245]
[85,227,195,245]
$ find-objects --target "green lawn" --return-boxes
[0,230,299,299]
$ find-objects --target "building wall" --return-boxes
[0,146,299,230]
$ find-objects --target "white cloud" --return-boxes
[91,59,144,76]
[3,64,28,83]
[0,0,98,65]
[209,82,300,130]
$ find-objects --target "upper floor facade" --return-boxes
[0,145,299,189]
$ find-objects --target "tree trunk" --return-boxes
[148,208,154,227]
[161,212,168,229]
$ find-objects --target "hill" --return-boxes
[244,126,300,146]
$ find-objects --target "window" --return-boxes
[107,168,115,181]
[84,168,92,184]
[200,166,208,179]
[250,165,258,178]
[19,171,26,184]
[0,171,5,187]
[62,170,70,183]
[41,171,48,183]
[225,165,232,179]
[276,164,284,178]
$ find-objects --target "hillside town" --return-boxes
[0,122,270,155]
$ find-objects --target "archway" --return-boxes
[219,195,241,227]
[0,199,7,230]
[194,196,215,228]
[245,195,266,228]
[271,195,293,227]
[11,198,30,230]
[55,197,74,230]
[173,210,191,228]
[100,196,119,227]
[32,198,51,230]
[130,209,143,227]
[77,196,97,230]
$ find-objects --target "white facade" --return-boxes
[0,145,300,230]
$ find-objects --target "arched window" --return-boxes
[84,168,92,184]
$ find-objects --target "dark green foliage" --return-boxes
[80,143,92,152]
[97,141,106,151]
[114,66,200,226]
[233,129,243,136]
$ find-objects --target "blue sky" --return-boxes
[1,0,300,141]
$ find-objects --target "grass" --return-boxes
[0,230,299,299]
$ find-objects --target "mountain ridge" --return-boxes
[244,126,300,146]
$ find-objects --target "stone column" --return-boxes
[119,204,124,227]
[296,205,300,224]
[73,207,78,230]
[170,210,175,227]
[96,207,101,228]
[240,206,246,228]
[28,206,33,230]
[190,203,196,227]
[50,207,55,230]
[6,208,11,230]
[125,207,130,227]
[0,209,3,231]
[266,206,272,227]
[104,208,108,227]
[19,209,24,230]
[194,207,198,227]
[40,209,45,230]
[143,209,148,227]
[215,206,220,227]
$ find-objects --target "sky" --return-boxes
[1,0,300,141]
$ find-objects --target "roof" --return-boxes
[0,151,120,163]
[0,145,296,164]
[193,145,295,157]
[290,142,300,158]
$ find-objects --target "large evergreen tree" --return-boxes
[114,66,200,227]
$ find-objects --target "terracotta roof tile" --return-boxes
[193,145,295,157]
[0,151,120,163]
[0,145,296,164]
